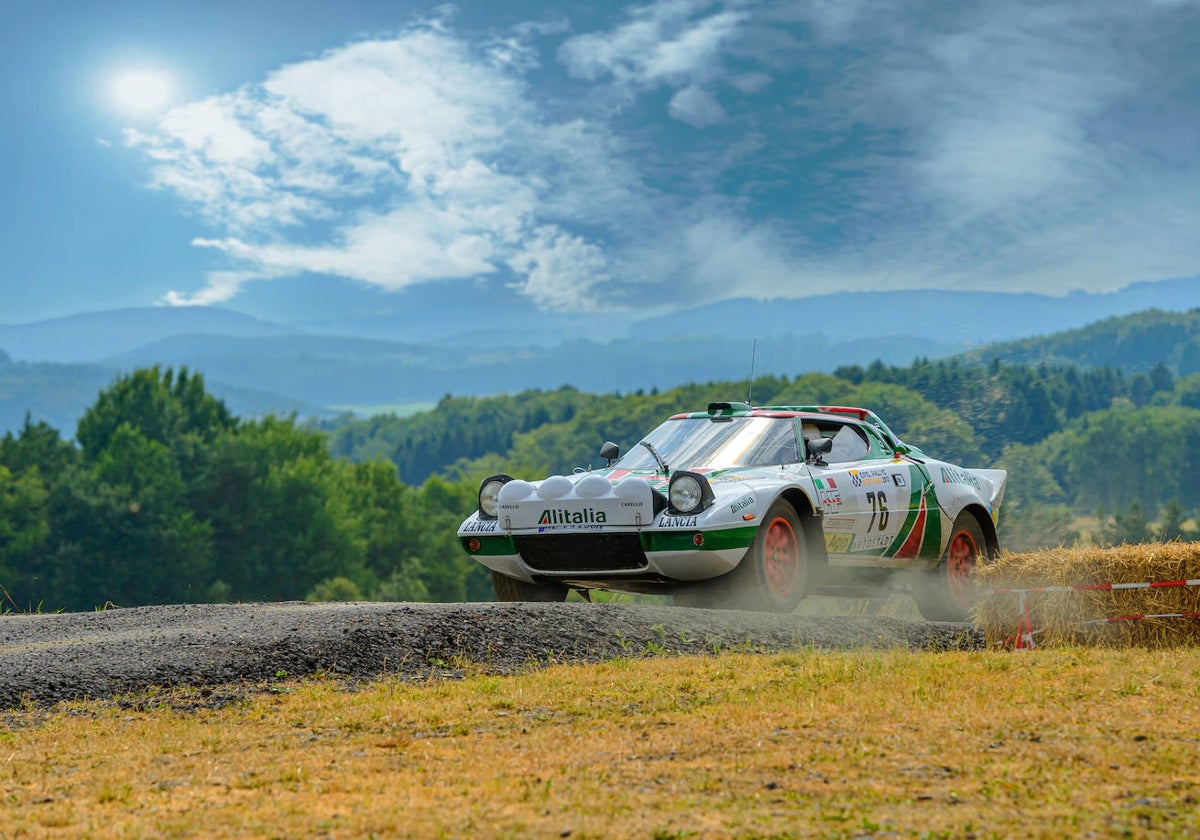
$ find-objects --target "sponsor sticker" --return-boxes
[730,495,755,515]
[461,520,499,534]
[854,534,893,551]
[538,508,608,525]
[849,467,889,487]
[825,516,855,531]
[658,515,700,528]
[940,466,982,491]
[538,524,607,533]
[817,489,842,511]
[825,532,854,553]
[891,473,907,487]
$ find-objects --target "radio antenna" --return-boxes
[746,338,758,406]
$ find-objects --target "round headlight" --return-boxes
[669,475,703,513]
[479,478,507,518]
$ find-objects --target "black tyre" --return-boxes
[914,513,989,621]
[492,571,569,602]
[676,500,808,613]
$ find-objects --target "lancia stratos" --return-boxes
[457,402,1006,620]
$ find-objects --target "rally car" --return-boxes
[458,402,1006,620]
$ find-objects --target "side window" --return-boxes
[803,419,870,463]
[858,424,895,458]
[825,424,870,463]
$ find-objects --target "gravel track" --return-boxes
[0,601,982,709]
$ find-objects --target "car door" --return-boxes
[807,421,929,560]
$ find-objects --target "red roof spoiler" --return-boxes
[815,405,870,421]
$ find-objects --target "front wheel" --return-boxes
[914,513,989,621]
[676,500,808,613]
[492,571,569,603]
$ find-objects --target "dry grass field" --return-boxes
[3,645,1199,839]
[5,541,1200,838]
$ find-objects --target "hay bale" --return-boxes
[975,542,1200,648]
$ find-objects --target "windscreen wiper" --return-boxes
[639,440,669,476]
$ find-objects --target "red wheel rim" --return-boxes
[946,529,979,605]
[763,515,800,597]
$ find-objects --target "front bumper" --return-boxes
[459,525,757,586]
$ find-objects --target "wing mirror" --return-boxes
[600,441,620,465]
[806,436,833,466]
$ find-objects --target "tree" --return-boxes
[1111,501,1151,546]
[45,426,213,609]
[0,415,77,477]
[76,366,234,488]
[1157,499,1190,542]
[201,416,367,602]
[0,465,50,609]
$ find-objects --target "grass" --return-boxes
[4,647,1200,838]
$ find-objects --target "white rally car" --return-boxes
[458,402,1006,620]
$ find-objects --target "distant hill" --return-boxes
[0,354,323,437]
[0,307,299,363]
[632,276,1200,347]
[4,275,1199,365]
[103,331,960,407]
[960,309,1200,375]
[4,275,1200,435]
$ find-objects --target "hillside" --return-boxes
[0,307,298,363]
[959,308,1200,374]
[630,275,1200,346]
[0,354,322,436]
[6,302,1200,447]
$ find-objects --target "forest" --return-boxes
[4,308,1200,612]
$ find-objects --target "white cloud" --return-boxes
[130,20,641,311]
[558,2,751,123]
[126,0,1200,316]
[508,226,614,311]
[771,0,1200,295]
[161,268,270,307]
[668,85,728,127]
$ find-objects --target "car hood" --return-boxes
[491,466,779,532]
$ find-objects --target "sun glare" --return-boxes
[109,69,175,115]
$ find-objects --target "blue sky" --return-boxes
[3,0,1199,325]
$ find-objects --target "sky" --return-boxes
[2,0,1199,326]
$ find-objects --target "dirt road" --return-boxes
[0,601,982,708]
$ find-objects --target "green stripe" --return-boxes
[642,526,758,554]
[459,535,517,557]
[884,464,925,554]
[919,481,942,556]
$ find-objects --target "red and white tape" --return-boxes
[987,578,1200,649]
[1077,612,1200,625]
[985,578,1200,595]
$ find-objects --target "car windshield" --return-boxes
[615,417,800,471]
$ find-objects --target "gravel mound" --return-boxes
[0,601,982,709]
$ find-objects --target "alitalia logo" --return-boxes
[538,508,608,525]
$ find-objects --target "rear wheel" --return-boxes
[914,513,988,621]
[492,571,569,602]
[675,500,808,613]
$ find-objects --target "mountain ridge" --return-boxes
[3,275,1200,435]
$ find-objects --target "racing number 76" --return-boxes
[866,490,889,531]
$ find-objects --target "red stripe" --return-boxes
[892,494,927,559]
